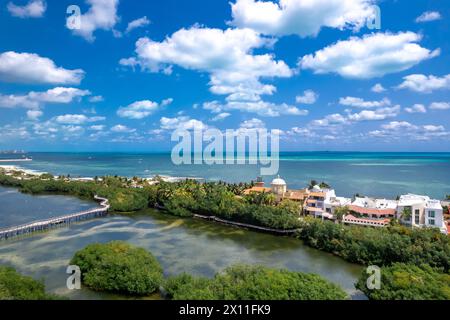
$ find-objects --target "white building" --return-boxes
[397,194,447,234]
[304,185,351,220]
[343,197,398,227]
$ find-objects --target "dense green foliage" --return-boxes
[356,263,450,300]
[70,241,163,295]
[0,266,59,300]
[164,265,347,300]
[152,180,302,230]
[297,217,450,272]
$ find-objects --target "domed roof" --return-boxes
[271,175,286,186]
[312,185,321,191]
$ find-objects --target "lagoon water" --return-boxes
[2,152,450,199]
[0,187,363,300]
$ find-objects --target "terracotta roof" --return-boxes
[243,187,272,195]
[447,224,450,235]
[349,205,396,216]
[284,190,307,200]
[309,192,325,198]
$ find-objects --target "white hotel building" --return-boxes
[397,194,446,234]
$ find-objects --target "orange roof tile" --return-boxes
[349,205,396,216]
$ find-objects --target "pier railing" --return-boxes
[0,195,110,241]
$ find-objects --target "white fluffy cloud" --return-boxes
[160,116,208,131]
[111,124,136,133]
[230,0,376,37]
[347,105,400,121]
[120,26,296,117]
[240,118,265,129]
[311,113,347,126]
[0,87,90,109]
[0,51,84,85]
[7,0,46,18]
[55,114,105,125]
[416,11,441,23]
[429,102,450,110]
[89,95,104,102]
[299,32,440,79]
[26,109,43,120]
[67,0,119,41]
[339,96,391,108]
[126,16,150,33]
[371,83,386,93]
[117,98,172,119]
[296,90,318,104]
[405,104,426,114]
[370,121,449,141]
[396,74,450,93]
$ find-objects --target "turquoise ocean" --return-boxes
[1,152,450,200]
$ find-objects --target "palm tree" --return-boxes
[334,206,349,223]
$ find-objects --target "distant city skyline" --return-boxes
[1,0,449,152]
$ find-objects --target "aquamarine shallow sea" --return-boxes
[2,152,450,199]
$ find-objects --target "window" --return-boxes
[429,219,435,226]
[428,211,435,218]
[415,210,420,225]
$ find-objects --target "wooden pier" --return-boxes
[0,196,110,241]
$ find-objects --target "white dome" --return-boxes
[271,176,286,186]
[312,185,321,191]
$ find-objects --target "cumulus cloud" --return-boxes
[415,11,441,23]
[0,51,84,85]
[26,109,43,120]
[339,96,391,108]
[67,0,119,42]
[311,113,347,126]
[299,32,440,79]
[211,112,231,122]
[429,102,450,110]
[370,121,449,141]
[117,98,172,119]
[7,0,46,18]
[0,87,90,109]
[296,90,318,104]
[396,74,450,93]
[347,105,400,121]
[120,26,296,117]
[240,118,265,129]
[371,83,386,93]
[230,0,377,37]
[55,114,105,125]
[160,116,208,131]
[405,104,426,114]
[126,16,150,33]
[111,124,136,133]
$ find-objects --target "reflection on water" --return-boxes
[0,186,97,229]
[0,209,364,300]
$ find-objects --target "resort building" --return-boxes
[243,176,309,204]
[343,197,398,227]
[304,185,351,220]
[397,194,447,234]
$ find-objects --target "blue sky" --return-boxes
[0,0,449,152]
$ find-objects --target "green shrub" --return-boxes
[164,264,348,300]
[70,241,163,295]
[356,263,450,300]
[0,266,59,300]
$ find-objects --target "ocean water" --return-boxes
[1,152,450,200]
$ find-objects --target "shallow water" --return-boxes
[0,189,364,300]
